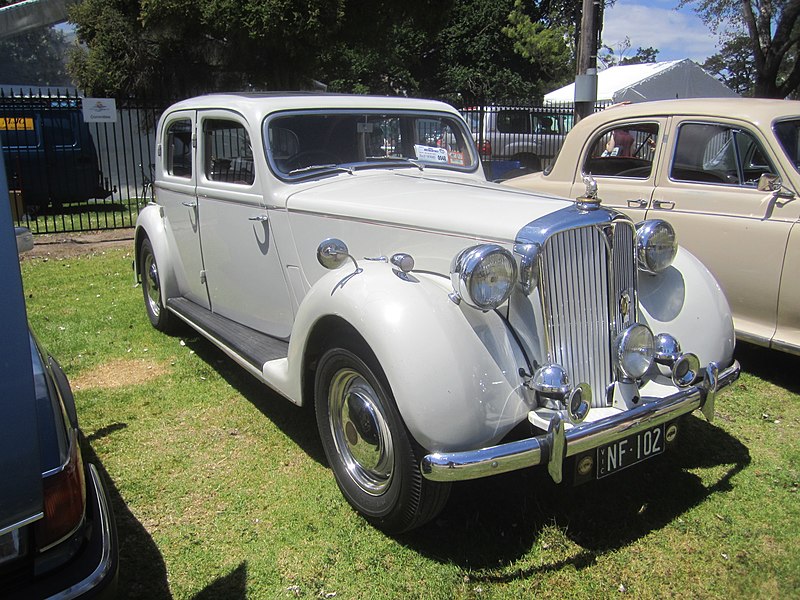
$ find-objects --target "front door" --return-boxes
[196,110,294,339]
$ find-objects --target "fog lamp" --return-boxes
[671,352,700,388]
[613,324,655,380]
[567,384,591,422]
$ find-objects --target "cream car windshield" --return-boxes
[265,111,477,179]
[774,118,800,172]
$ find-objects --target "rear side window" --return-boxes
[671,123,776,186]
[496,110,531,134]
[583,122,660,178]
[203,119,254,185]
[165,119,192,178]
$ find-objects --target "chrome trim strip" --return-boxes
[420,360,740,482]
[0,512,44,537]
[50,464,115,600]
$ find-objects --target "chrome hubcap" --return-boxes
[144,253,161,317]
[328,368,393,496]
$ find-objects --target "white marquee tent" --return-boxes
[544,59,738,104]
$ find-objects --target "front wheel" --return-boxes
[139,237,175,333]
[315,347,450,533]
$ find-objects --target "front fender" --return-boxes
[286,263,532,453]
[639,246,736,366]
[134,204,179,302]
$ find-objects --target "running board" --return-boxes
[167,297,289,371]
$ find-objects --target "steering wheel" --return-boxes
[286,150,339,171]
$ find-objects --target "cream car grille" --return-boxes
[538,222,637,406]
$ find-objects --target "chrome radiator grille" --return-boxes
[538,222,636,406]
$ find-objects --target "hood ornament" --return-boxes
[576,173,601,211]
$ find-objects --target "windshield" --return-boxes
[774,118,800,172]
[265,110,478,179]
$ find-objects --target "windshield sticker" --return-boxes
[448,150,465,166]
[414,144,449,164]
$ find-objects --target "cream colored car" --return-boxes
[506,98,800,355]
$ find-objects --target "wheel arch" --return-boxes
[133,205,179,302]
[286,264,531,454]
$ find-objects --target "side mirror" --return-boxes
[15,227,33,254]
[317,238,351,270]
[757,173,795,199]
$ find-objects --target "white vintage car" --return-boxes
[134,94,740,533]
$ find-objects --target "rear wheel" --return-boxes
[139,237,175,332]
[315,346,450,533]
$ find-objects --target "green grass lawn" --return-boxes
[20,246,800,599]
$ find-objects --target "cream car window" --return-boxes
[165,119,192,178]
[582,122,659,179]
[202,118,254,185]
[671,123,776,187]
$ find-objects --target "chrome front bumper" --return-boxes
[420,360,740,483]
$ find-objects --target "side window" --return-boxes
[165,119,192,178]
[496,110,531,134]
[671,123,776,186]
[203,118,254,185]
[532,114,559,134]
[583,122,659,178]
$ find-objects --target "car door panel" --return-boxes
[157,110,210,308]
[649,118,800,344]
[196,111,294,339]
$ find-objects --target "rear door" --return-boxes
[157,110,209,308]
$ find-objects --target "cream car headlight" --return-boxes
[636,219,677,274]
[450,244,517,311]
[613,324,655,379]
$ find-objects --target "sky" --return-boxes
[602,0,720,65]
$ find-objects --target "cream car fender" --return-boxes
[638,246,736,366]
[134,203,179,302]
[275,261,533,453]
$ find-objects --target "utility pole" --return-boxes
[575,0,601,123]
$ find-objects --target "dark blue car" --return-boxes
[0,150,118,598]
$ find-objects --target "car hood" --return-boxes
[284,170,572,243]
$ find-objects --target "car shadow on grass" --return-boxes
[401,414,750,576]
[82,433,172,600]
[735,341,800,394]
[183,336,326,465]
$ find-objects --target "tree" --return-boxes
[682,0,800,98]
[0,0,72,89]
[702,35,757,95]
[598,36,659,68]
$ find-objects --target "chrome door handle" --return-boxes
[652,199,675,210]
[627,198,648,208]
[181,201,197,208]
[248,214,269,222]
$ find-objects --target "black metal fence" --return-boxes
[0,89,605,234]
[1,88,166,234]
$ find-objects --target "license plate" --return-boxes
[596,424,665,478]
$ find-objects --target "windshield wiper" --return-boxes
[288,164,355,176]
[365,157,425,171]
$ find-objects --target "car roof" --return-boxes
[582,98,800,127]
[165,93,462,121]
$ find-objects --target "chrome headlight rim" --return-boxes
[450,244,517,311]
[613,323,656,380]
[636,219,677,274]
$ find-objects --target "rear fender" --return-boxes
[133,204,179,302]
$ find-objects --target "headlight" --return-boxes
[613,324,655,379]
[636,220,677,274]
[450,244,517,311]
